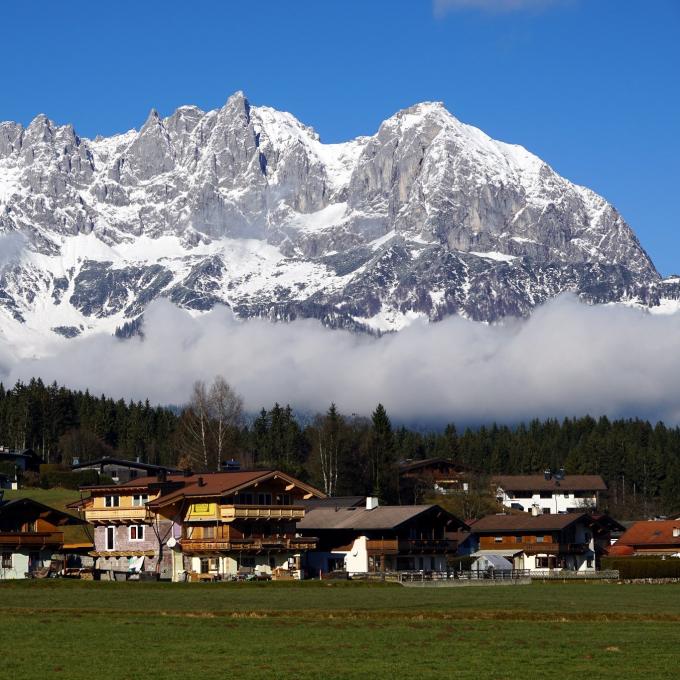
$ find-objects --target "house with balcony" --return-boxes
[399,458,473,503]
[297,497,468,575]
[469,512,622,574]
[492,472,607,514]
[0,497,86,579]
[73,469,325,580]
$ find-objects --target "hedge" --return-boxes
[39,468,101,490]
[601,556,680,579]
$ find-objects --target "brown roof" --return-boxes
[398,458,472,474]
[297,504,466,532]
[471,512,591,534]
[616,521,680,548]
[147,470,325,508]
[492,475,607,492]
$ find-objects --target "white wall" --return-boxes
[498,489,596,514]
[0,550,52,580]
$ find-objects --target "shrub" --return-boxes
[601,556,680,579]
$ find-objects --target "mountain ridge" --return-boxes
[0,91,677,356]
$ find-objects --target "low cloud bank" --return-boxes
[1,295,679,425]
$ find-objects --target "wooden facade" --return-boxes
[0,498,86,579]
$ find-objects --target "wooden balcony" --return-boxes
[0,531,64,549]
[220,505,305,522]
[522,542,588,555]
[366,539,458,555]
[366,539,399,554]
[398,539,458,554]
[181,536,318,554]
[85,507,149,525]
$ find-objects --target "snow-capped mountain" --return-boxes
[0,91,675,355]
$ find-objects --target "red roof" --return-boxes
[616,521,680,548]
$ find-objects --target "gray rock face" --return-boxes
[0,92,672,345]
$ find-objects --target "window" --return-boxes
[129,525,145,541]
[132,494,149,507]
[536,556,550,568]
[2,552,11,569]
[539,491,552,499]
[276,494,292,506]
[104,496,120,508]
[106,526,115,550]
[536,536,544,543]
[257,493,272,506]
[237,493,254,505]
[494,536,503,543]
[515,536,523,543]
[542,508,550,514]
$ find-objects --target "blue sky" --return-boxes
[2,0,678,274]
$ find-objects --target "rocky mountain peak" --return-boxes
[0,94,673,355]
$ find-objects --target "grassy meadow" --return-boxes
[1,580,679,679]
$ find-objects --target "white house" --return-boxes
[492,472,606,514]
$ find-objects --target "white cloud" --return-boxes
[434,0,564,15]
[2,295,680,425]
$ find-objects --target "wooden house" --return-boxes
[469,512,622,573]
[297,497,468,575]
[0,497,86,579]
[74,469,325,580]
[399,458,473,503]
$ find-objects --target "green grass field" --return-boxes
[0,580,678,679]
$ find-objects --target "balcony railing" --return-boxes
[220,505,305,522]
[181,536,318,553]
[85,507,149,524]
[399,539,458,553]
[0,531,64,548]
[522,542,588,555]
[366,539,458,554]
[366,539,399,554]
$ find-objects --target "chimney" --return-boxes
[197,476,206,487]
[531,504,541,517]
[544,470,552,481]
[366,496,379,510]
[673,527,680,538]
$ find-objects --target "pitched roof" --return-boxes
[297,504,465,531]
[71,457,180,473]
[616,521,680,548]
[470,512,591,533]
[492,475,607,492]
[300,496,365,509]
[0,498,86,525]
[147,470,325,508]
[398,458,472,474]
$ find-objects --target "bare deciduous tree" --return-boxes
[179,376,244,471]
[208,376,244,471]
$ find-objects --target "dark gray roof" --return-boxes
[298,504,461,531]
[71,457,180,473]
[300,496,365,509]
